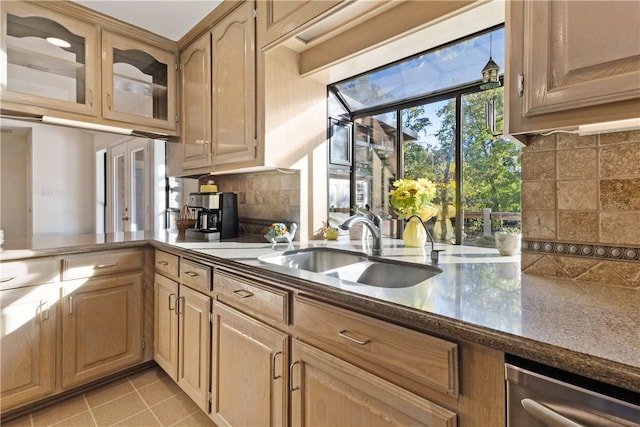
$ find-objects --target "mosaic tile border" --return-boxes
[522,240,640,262]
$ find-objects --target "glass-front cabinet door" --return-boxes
[102,30,177,131]
[1,2,99,115]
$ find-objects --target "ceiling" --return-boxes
[72,0,223,41]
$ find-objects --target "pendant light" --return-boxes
[480,32,501,91]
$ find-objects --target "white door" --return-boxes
[109,139,149,232]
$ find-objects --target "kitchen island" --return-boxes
[1,231,639,412]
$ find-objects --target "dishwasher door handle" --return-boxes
[521,398,586,427]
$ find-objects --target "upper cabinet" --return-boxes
[102,30,177,131]
[506,0,640,140]
[258,0,343,50]
[1,1,178,135]
[180,32,213,170]
[0,1,99,116]
[211,0,256,167]
[172,0,256,175]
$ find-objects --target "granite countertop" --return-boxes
[2,231,639,393]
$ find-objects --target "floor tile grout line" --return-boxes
[128,376,164,426]
[82,393,99,427]
[30,396,93,427]
[167,409,203,427]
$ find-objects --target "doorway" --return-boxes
[109,139,149,232]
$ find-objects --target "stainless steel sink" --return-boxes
[259,248,441,287]
[351,261,441,288]
[259,248,368,273]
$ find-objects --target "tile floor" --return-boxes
[2,366,217,427]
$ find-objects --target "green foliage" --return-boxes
[402,87,521,218]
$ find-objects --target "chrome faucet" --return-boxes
[405,215,442,263]
[340,213,384,255]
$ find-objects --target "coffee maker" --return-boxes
[185,192,239,241]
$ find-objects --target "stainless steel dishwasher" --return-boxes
[506,359,640,426]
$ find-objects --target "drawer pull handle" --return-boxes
[0,276,16,283]
[158,260,169,266]
[233,289,254,298]
[40,301,50,321]
[184,271,199,277]
[272,351,282,380]
[94,263,117,270]
[289,361,300,391]
[338,330,371,346]
[169,293,176,311]
[68,296,73,315]
[175,296,183,315]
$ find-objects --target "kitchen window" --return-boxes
[328,25,521,245]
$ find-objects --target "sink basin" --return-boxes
[259,248,367,273]
[259,248,441,288]
[351,261,441,288]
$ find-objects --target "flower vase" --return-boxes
[403,217,427,247]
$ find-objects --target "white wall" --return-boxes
[31,124,96,235]
[0,129,30,238]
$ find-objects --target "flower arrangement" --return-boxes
[389,178,438,220]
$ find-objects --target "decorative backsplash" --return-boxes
[208,169,301,237]
[520,130,640,287]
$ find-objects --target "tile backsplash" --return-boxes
[208,169,300,237]
[521,130,640,287]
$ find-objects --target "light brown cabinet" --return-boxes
[0,1,99,117]
[1,1,178,135]
[292,295,505,427]
[257,0,343,50]
[176,284,210,411]
[211,301,289,427]
[153,273,179,380]
[102,30,177,131]
[1,249,149,414]
[61,272,144,388]
[179,31,213,170]
[152,256,504,426]
[210,269,290,426]
[210,0,256,168]
[0,283,58,412]
[292,295,458,426]
[153,251,211,412]
[506,0,640,139]
[290,340,456,427]
[171,1,256,176]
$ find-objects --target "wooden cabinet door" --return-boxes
[258,0,342,49]
[1,1,99,116]
[506,0,640,137]
[61,272,143,388]
[211,301,289,427]
[153,273,179,380]
[177,284,211,412]
[0,284,57,411]
[211,1,257,167]
[290,340,457,427]
[180,32,213,170]
[101,30,177,131]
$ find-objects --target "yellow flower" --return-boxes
[389,178,437,220]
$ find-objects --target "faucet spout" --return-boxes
[340,213,384,255]
[405,215,442,263]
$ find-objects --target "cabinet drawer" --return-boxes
[155,250,179,279]
[1,258,58,290]
[214,271,289,325]
[62,250,143,281]
[294,296,458,396]
[179,258,211,293]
